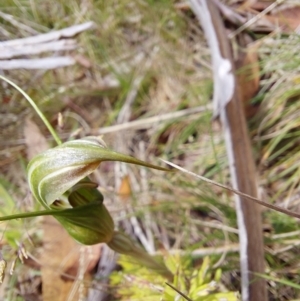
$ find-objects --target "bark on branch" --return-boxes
[190,1,267,300]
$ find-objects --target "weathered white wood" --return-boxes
[0,22,94,47]
[190,1,267,300]
[0,40,77,59]
[1,57,75,70]
[189,3,249,297]
[0,22,94,70]
[190,0,234,118]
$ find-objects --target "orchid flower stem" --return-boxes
[0,210,57,221]
[0,75,62,146]
[0,202,102,221]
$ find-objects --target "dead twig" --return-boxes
[228,0,283,38]
[186,2,267,299]
[155,243,240,257]
[0,22,94,47]
[0,57,75,70]
[97,105,210,135]
[0,40,77,60]
[0,22,94,70]
[162,159,300,220]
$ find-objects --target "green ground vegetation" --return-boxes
[1,0,300,300]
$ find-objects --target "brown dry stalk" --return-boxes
[161,160,300,220]
[189,1,267,300]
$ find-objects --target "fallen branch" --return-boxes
[0,22,94,47]
[97,105,211,134]
[190,1,267,300]
[0,57,75,70]
[0,40,76,60]
[0,22,94,70]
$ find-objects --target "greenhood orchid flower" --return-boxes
[0,136,173,279]
[27,136,168,209]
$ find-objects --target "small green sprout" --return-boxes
[111,254,239,300]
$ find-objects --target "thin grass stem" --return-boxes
[0,75,62,145]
